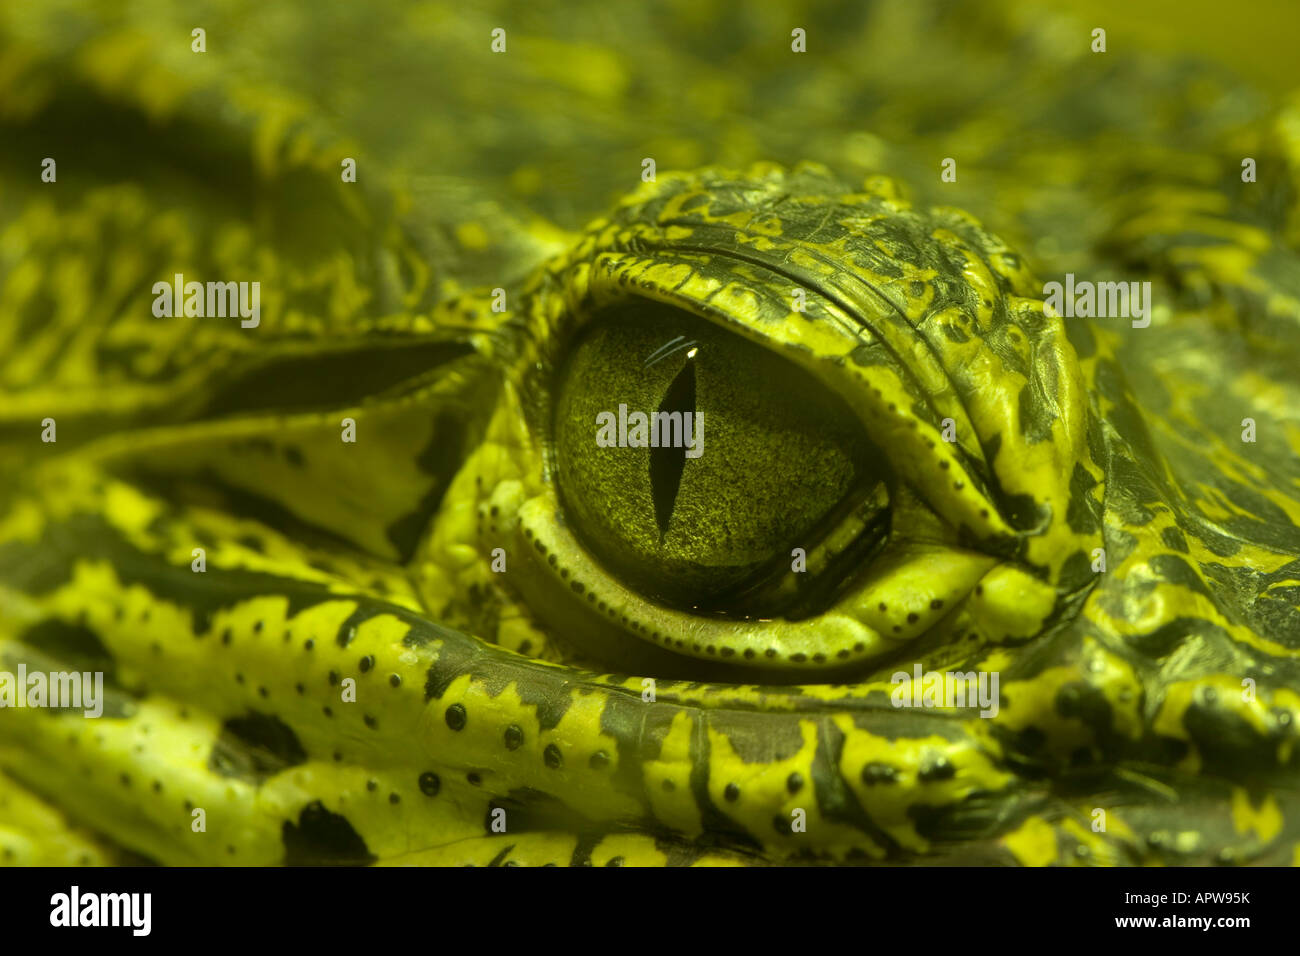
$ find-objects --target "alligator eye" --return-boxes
[553,298,890,614]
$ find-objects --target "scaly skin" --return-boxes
[2,1,1300,866]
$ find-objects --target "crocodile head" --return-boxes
[2,2,1300,868]
[5,160,1299,866]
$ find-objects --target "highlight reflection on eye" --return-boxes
[553,298,891,617]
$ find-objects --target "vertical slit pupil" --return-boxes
[649,356,696,539]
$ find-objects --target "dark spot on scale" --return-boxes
[919,756,956,782]
[282,802,376,865]
[389,674,401,688]
[322,706,333,718]
[359,655,374,673]
[662,779,676,792]
[860,762,898,785]
[419,772,441,796]
[328,671,339,686]
[363,715,377,729]
[504,725,524,750]
[606,857,625,867]
[253,620,263,634]
[786,772,804,794]
[304,639,315,651]
[544,744,563,769]
[366,779,378,792]
[1160,525,1190,554]
[209,711,308,784]
[589,751,610,770]
[724,783,740,802]
[907,612,919,624]
[388,793,400,805]
[445,703,467,730]
[468,772,482,786]
[221,629,232,645]
[295,683,305,695]
[765,648,776,658]
[878,602,887,611]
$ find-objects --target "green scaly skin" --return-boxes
[2,1,1300,866]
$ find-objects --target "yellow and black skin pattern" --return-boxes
[2,0,1300,866]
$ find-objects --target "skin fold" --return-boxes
[1,1,1299,866]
